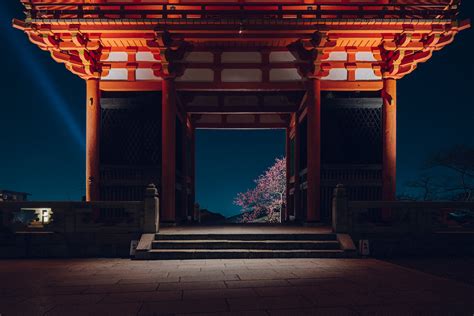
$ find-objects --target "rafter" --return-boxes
[11,4,469,85]
[381,27,459,79]
[146,30,191,78]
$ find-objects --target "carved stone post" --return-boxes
[144,184,160,233]
[332,184,349,233]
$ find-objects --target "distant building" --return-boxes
[0,190,30,202]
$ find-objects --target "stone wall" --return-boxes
[0,232,141,258]
[332,185,474,257]
[0,185,160,258]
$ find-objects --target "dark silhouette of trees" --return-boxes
[402,145,474,201]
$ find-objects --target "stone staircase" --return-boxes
[134,231,356,260]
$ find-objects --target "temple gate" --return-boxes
[13,0,469,224]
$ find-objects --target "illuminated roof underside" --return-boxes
[13,1,469,90]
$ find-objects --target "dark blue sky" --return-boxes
[0,2,472,209]
[196,129,285,217]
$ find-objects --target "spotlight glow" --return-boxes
[2,7,85,150]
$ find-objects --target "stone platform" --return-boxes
[158,226,333,235]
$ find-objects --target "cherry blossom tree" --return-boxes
[234,157,286,223]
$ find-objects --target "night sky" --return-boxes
[0,2,472,216]
[196,130,285,217]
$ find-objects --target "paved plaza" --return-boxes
[0,258,473,316]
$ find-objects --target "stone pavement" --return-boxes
[0,258,472,316]
[389,257,474,286]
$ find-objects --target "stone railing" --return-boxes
[332,184,474,234]
[0,184,160,234]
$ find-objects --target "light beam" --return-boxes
[1,5,86,150]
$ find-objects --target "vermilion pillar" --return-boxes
[382,78,397,218]
[161,77,176,222]
[307,78,321,222]
[190,125,196,219]
[181,117,188,221]
[293,115,300,221]
[284,127,290,222]
[86,78,101,201]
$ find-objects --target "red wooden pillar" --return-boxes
[161,77,176,222]
[284,127,290,222]
[382,78,397,219]
[190,125,196,219]
[306,78,321,222]
[293,114,300,221]
[85,78,101,201]
[181,117,189,221]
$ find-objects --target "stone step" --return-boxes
[151,239,341,250]
[154,233,337,241]
[135,231,356,260]
[145,249,353,260]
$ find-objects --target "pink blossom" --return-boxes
[234,157,286,223]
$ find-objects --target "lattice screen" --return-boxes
[319,95,383,222]
[100,92,162,201]
[321,98,382,164]
[101,108,140,164]
[101,105,161,165]
[142,111,161,165]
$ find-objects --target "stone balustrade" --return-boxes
[332,184,474,234]
[0,184,160,234]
